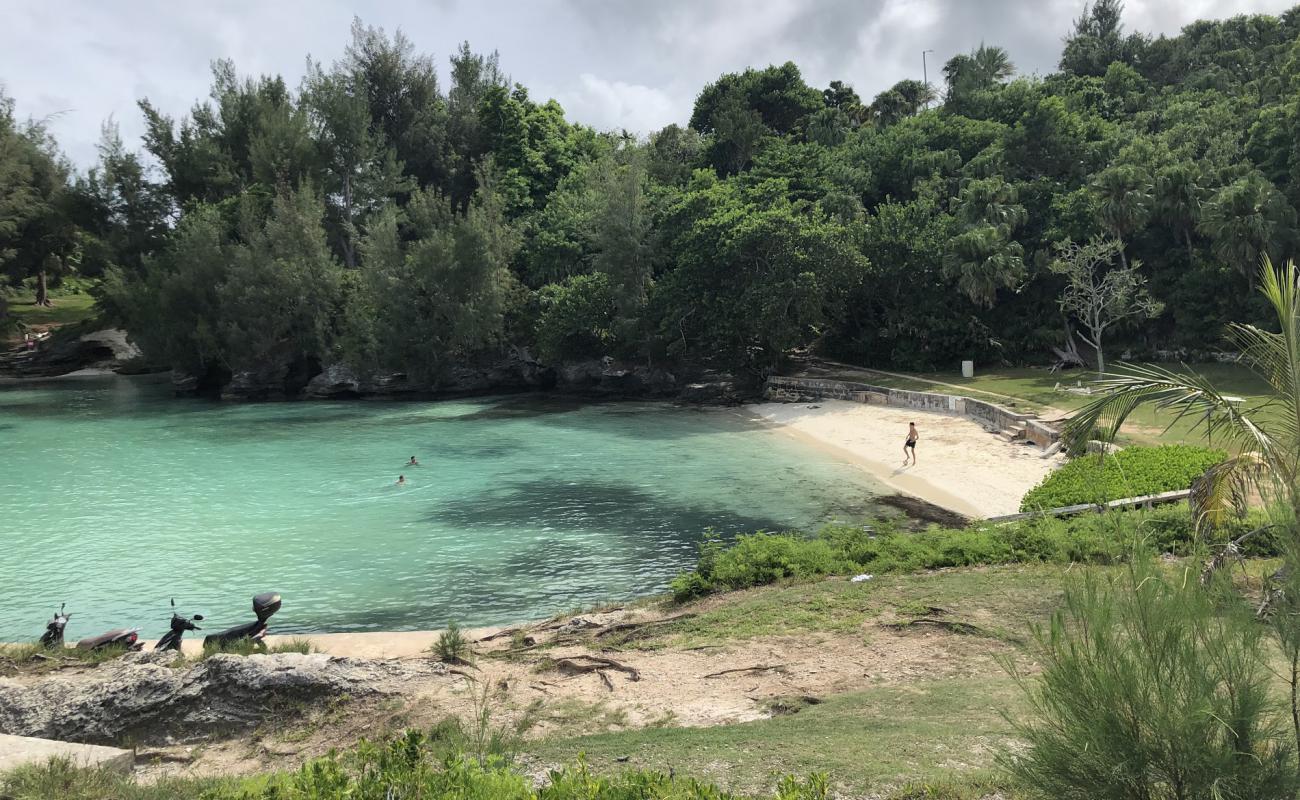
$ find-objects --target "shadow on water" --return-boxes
[445,395,590,422]
[429,479,790,539]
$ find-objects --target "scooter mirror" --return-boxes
[170,598,175,608]
[193,615,204,621]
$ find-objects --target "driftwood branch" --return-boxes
[593,613,697,639]
[550,655,641,682]
[883,617,996,637]
[701,664,787,679]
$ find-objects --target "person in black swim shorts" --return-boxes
[903,422,918,466]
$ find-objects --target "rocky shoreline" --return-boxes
[3,329,753,406]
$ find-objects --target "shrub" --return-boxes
[1002,562,1299,799]
[1020,445,1226,511]
[433,621,471,664]
[535,273,618,362]
[1,737,831,800]
[671,507,1275,601]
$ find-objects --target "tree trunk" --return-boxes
[341,175,357,269]
[1116,240,1129,271]
[1183,227,1195,270]
[35,269,51,307]
[1291,650,1299,772]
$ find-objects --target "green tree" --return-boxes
[1005,562,1298,800]
[654,180,867,368]
[1091,164,1152,268]
[358,169,520,378]
[1049,237,1162,374]
[1198,173,1297,284]
[1152,162,1204,268]
[1064,259,1300,527]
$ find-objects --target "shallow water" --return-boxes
[0,375,883,641]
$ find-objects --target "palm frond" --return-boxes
[1190,453,1267,535]
[1061,362,1279,464]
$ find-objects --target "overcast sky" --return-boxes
[2,0,1295,167]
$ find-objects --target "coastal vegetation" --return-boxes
[669,505,1270,601]
[5,4,1300,391]
[1018,444,1225,511]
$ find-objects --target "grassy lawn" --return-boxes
[609,564,1069,651]
[812,362,1275,446]
[527,565,1075,795]
[525,677,1024,796]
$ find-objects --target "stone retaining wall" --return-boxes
[765,375,1060,449]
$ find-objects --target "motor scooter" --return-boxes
[38,603,70,648]
[38,602,143,652]
[203,592,281,649]
[155,598,204,651]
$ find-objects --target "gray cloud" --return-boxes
[1,0,1293,167]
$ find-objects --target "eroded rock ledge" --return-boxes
[0,652,436,745]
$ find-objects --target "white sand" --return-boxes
[746,399,1064,518]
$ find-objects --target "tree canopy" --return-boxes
[5,4,1300,388]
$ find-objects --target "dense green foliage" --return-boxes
[1004,561,1299,799]
[669,506,1269,601]
[1019,445,1226,511]
[0,738,830,800]
[7,6,1300,385]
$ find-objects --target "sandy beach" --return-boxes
[746,399,1063,518]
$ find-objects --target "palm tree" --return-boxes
[943,44,1015,101]
[1153,162,1204,269]
[972,44,1016,84]
[955,177,1028,229]
[1063,257,1300,526]
[1199,173,1296,285]
[1090,164,1152,269]
[943,224,1025,308]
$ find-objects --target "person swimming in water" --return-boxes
[396,474,407,486]
[407,456,419,466]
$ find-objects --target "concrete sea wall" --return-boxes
[764,375,1061,449]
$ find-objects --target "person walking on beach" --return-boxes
[902,422,919,466]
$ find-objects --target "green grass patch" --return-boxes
[1,738,843,800]
[197,636,317,661]
[618,564,1069,651]
[1019,445,1225,511]
[527,678,1025,796]
[3,291,96,330]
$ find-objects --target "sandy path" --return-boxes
[746,400,1063,518]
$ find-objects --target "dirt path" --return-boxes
[98,599,1018,782]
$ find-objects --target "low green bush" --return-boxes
[670,507,1271,602]
[1019,445,1226,512]
[1003,562,1299,798]
[0,735,832,800]
[433,621,471,664]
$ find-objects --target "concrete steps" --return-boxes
[0,733,132,774]
[998,422,1028,442]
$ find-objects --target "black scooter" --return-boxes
[155,598,204,651]
[38,602,143,652]
[203,592,281,649]
[38,603,70,648]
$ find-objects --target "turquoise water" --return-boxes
[0,375,883,641]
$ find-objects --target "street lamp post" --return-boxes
[922,49,934,109]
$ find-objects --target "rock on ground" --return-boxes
[0,652,433,746]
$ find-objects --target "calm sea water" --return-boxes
[0,375,883,641]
